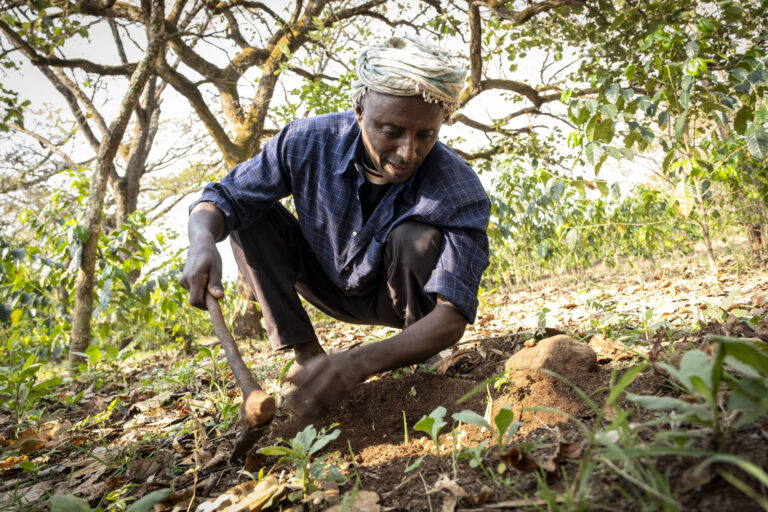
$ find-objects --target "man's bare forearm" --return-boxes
[344,300,467,376]
[189,202,225,244]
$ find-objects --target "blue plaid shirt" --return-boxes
[194,111,490,323]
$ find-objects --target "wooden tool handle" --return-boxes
[205,293,261,395]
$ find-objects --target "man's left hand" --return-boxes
[283,352,362,421]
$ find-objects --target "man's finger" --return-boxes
[207,265,225,299]
[188,275,208,310]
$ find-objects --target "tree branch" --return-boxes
[468,1,481,91]
[10,123,77,167]
[474,0,586,25]
[155,55,243,162]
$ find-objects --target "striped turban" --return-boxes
[351,35,466,120]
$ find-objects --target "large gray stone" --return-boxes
[504,335,597,378]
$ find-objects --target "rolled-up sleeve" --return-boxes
[424,196,490,323]
[190,127,293,241]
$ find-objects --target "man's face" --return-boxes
[355,91,444,185]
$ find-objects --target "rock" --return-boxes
[504,335,597,378]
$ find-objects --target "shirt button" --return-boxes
[344,265,349,271]
[345,286,351,291]
[352,231,357,236]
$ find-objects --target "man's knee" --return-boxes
[387,221,442,269]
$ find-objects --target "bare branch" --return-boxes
[155,55,243,162]
[10,123,77,167]
[108,18,129,64]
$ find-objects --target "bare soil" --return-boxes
[2,258,768,511]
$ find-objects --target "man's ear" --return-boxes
[354,102,363,124]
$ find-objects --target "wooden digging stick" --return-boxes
[205,293,276,460]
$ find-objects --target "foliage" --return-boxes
[452,406,524,455]
[0,353,61,427]
[413,405,448,456]
[628,335,768,447]
[260,424,345,499]
[50,488,171,512]
[565,0,768,267]
[485,162,696,286]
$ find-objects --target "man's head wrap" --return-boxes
[351,35,466,120]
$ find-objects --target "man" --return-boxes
[180,35,490,421]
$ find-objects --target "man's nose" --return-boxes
[396,137,416,163]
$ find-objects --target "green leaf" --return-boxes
[85,345,101,366]
[585,116,598,142]
[674,112,688,139]
[658,110,669,128]
[710,335,768,375]
[595,180,609,196]
[730,67,748,82]
[260,446,294,457]
[745,124,768,159]
[494,407,522,446]
[599,104,618,119]
[10,308,22,325]
[605,363,648,409]
[32,376,62,393]
[404,454,426,473]
[679,75,694,109]
[125,489,172,512]
[685,40,698,57]
[585,142,605,166]
[733,105,752,135]
[747,68,768,86]
[626,393,686,410]
[414,406,447,441]
[452,410,491,431]
[73,225,89,243]
[604,83,620,104]
[309,428,340,455]
[51,495,93,512]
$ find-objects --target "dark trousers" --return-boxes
[230,204,442,350]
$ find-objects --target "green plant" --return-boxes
[627,336,768,448]
[404,405,448,473]
[260,424,345,500]
[413,406,448,457]
[0,353,61,427]
[452,406,524,455]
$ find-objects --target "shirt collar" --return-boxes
[333,117,364,176]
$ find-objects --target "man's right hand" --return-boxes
[179,203,226,309]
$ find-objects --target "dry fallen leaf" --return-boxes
[196,475,284,512]
[12,427,46,454]
[0,455,28,470]
[434,349,480,375]
[541,442,584,473]
[500,446,539,473]
[324,490,380,512]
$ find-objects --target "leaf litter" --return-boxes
[1,258,767,510]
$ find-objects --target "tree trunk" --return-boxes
[232,273,266,339]
[747,223,764,260]
[113,76,161,227]
[69,0,165,367]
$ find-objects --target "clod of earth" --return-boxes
[504,334,598,378]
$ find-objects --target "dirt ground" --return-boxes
[2,255,768,511]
